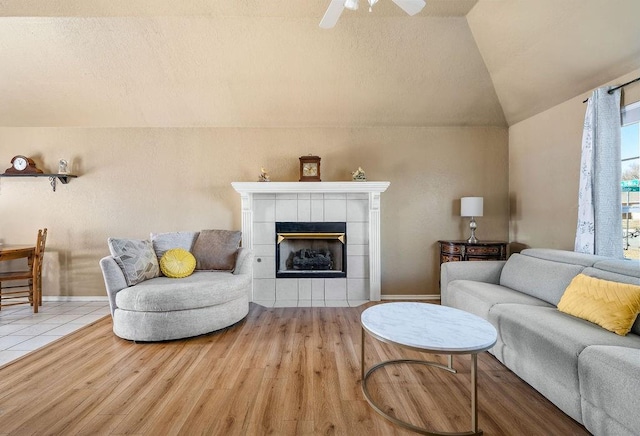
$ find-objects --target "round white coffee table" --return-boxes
[361,302,497,436]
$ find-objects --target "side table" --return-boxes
[438,240,507,263]
[361,302,497,435]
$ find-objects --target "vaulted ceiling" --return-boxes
[1,0,639,128]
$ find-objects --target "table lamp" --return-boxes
[461,197,483,243]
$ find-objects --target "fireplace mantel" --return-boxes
[232,181,390,305]
[231,181,390,195]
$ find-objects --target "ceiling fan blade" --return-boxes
[319,0,346,29]
[391,0,426,16]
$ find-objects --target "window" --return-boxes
[621,100,640,259]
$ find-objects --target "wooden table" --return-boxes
[0,244,38,311]
[438,240,507,263]
[0,244,36,263]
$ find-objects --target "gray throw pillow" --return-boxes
[108,238,160,286]
[192,230,242,271]
[150,231,199,259]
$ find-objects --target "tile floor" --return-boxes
[0,300,110,367]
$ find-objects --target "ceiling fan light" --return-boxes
[344,0,359,11]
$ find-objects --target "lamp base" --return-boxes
[467,217,479,244]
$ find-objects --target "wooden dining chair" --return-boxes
[34,228,48,306]
[0,228,47,313]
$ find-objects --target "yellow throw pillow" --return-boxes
[558,274,640,336]
[160,248,197,278]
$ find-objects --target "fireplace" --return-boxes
[276,222,347,278]
[232,181,390,305]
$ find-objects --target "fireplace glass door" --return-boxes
[276,222,347,278]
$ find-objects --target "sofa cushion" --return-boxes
[440,260,506,306]
[150,231,199,260]
[192,229,242,271]
[488,304,640,423]
[519,248,607,267]
[558,274,640,336]
[159,248,197,279]
[499,253,585,305]
[446,280,552,322]
[579,346,640,436]
[108,238,160,286]
[593,258,640,279]
[115,271,251,312]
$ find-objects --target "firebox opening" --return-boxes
[275,222,347,278]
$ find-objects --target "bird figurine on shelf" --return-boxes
[351,167,366,181]
[258,167,271,182]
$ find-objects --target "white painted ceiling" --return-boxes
[0,0,639,128]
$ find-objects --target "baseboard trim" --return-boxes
[42,296,109,302]
[381,294,440,301]
[43,295,438,303]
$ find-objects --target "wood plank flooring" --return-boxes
[0,302,589,435]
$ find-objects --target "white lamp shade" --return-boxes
[461,197,483,217]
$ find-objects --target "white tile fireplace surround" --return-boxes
[232,182,390,307]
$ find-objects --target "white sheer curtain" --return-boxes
[575,87,623,258]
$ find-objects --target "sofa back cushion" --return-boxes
[583,266,640,285]
[500,253,585,306]
[519,248,607,267]
[592,259,640,279]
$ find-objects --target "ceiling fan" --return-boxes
[320,0,426,29]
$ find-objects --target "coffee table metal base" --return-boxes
[361,328,482,436]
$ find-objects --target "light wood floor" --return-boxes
[0,302,589,435]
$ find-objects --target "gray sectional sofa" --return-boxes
[441,248,640,436]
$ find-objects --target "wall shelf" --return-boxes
[0,173,78,192]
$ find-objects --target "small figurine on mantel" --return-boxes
[351,167,366,181]
[258,167,271,182]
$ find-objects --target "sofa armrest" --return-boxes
[233,248,253,276]
[99,256,128,316]
[440,260,507,306]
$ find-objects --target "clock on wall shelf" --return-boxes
[0,155,78,192]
